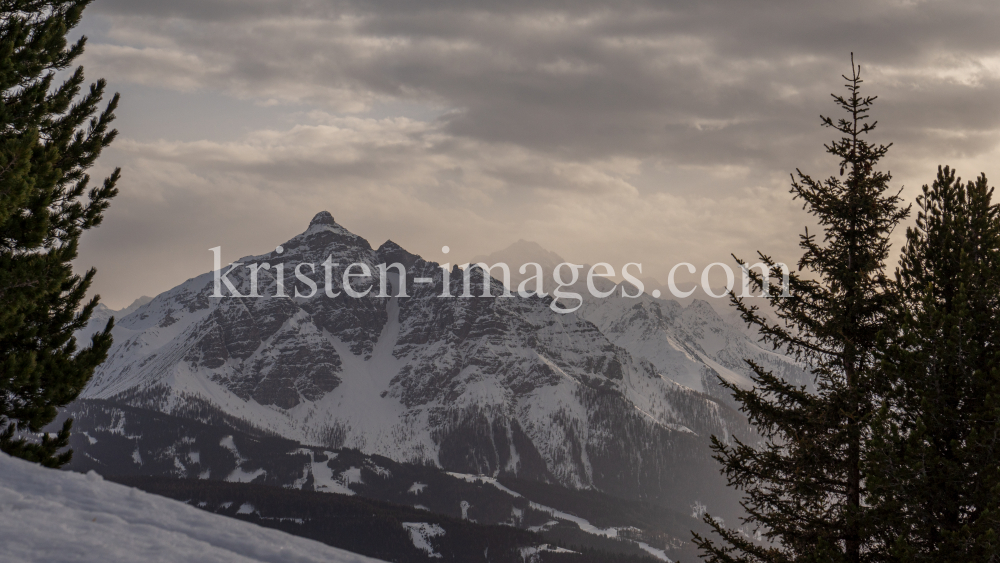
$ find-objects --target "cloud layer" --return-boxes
[75,0,1000,307]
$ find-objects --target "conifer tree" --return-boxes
[692,57,909,563]
[0,0,119,467]
[866,166,1000,562]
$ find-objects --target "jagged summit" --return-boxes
[309,210,337,227]
[296,210,372,251]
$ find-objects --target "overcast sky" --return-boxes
[71,0,1000,308]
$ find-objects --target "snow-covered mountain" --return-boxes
[577,288,811,404]
[79,295,153,342]
[467,240,809,399]
[77,212,797,509]
[0,451,382,563]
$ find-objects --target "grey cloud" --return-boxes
[78,116,807,308]
[74,0,1000,306]
[84,0,1000,170]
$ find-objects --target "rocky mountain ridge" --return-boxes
[75,211,804,524]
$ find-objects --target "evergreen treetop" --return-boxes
[692,55,909,563]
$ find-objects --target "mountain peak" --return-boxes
[309,211,337,227]
[121,296,153,316]
[469,239,565,269]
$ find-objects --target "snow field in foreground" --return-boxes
[0,452,384,563]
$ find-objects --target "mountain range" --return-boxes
[65,211,807,559]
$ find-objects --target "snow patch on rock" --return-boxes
[401,522,445,559]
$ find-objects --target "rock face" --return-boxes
[80,212,801,508]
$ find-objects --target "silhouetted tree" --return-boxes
[693,56,909,563]
[867,166,1000,562]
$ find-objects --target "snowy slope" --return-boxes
[577,288,811,397]
[0,452,383,563]
[466,241,809,396]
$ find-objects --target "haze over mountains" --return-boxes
[64,211,807,559]
[467,238,792,353]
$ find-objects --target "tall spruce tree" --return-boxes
[691,57,909,562]
[0,0,119,467]
[866,166,1000,562]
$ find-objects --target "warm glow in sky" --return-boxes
[73,0,1000,308]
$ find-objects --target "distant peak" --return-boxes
[309,211,336,227]
[470,239,566,267]
[118,295,153,316]
[510,239,543,250]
